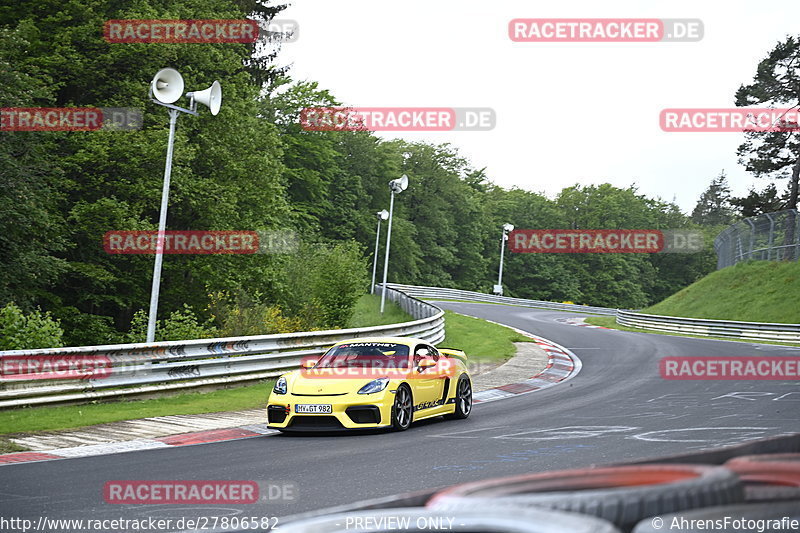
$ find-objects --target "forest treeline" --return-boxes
[1,1,796,348]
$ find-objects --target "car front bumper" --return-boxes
[266,390,396,431]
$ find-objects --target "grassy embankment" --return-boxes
[586,260,800,336]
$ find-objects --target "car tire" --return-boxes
[428,464,743,530]
[724,453,800,501]
[391,384,413,431]
[726,453,800,471]
[278,506,622,533]
[445,374,472,420]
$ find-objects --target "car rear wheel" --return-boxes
[446,375,472,420]
[392,385,413,431]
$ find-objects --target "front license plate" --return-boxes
[295,404,332,414]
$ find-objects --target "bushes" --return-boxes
[124,305,219,343]
[120,240,370,342]
[0,303,64,350]
[208,291,304,337]
[277,241,369,329]
[10,239,371,345]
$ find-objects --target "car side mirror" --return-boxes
[417,359,437,372]
[301,359,318,369]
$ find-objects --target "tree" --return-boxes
[0,24,69,310]
[0,1,726,343]
[0,303,64,350]
[691,172,736,226]
[1,0,294,344]
[731,183,787,217]
[735,35,800,210]
[736,35,800,260]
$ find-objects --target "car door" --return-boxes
[410,344,448,413]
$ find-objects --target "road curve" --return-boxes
[1,302,798,527]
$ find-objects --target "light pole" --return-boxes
[146,68,222,343]
[380,174,409,313]
[493,223,514,296]
[371,209,389,294]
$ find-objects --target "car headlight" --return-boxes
[358,377,389,395]
[273,376,288,395]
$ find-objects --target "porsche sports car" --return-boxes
[266,337,473,432]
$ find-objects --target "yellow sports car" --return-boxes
[267,337,473,432]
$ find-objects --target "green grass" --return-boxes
[0,381,274,437]
[584,315,799,347]
[348,293,413,327]
[642,260,800,323]
[442,310,531,362]
[0,437,26,454]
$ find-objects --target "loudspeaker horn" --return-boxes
[187,81,222,116]
[150,68,184,104]
[390,174,409,193]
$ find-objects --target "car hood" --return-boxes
[285,368,397,395]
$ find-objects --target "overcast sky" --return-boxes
[276,0,800,213]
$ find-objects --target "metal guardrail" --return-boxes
[387,284,618,316]
[0,286,444,408]
[5,281,796,409]
[616,310,800,343]
[389,283,800,344]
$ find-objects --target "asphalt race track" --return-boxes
[2,302,799,527]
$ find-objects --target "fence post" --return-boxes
[766,213,775,261]
[794,209,800,262]
[746,219,755,262]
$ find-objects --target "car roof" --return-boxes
[331,337,423,347]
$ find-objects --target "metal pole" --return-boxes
[497,231,506,290]
[146,108,179,343]
[380,191,396,314]
[370,218,382,294]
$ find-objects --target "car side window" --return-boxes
[427,345,441,361]
[413,345,427,366]
[413,344,438,366]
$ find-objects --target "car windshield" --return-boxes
[315,342,410,369]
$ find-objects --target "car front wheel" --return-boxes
[391,384,413,431]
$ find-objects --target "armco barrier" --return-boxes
[389,283,800,344]
[387,284,617,316]
[616,310,800,343]
[0,286,443,408]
